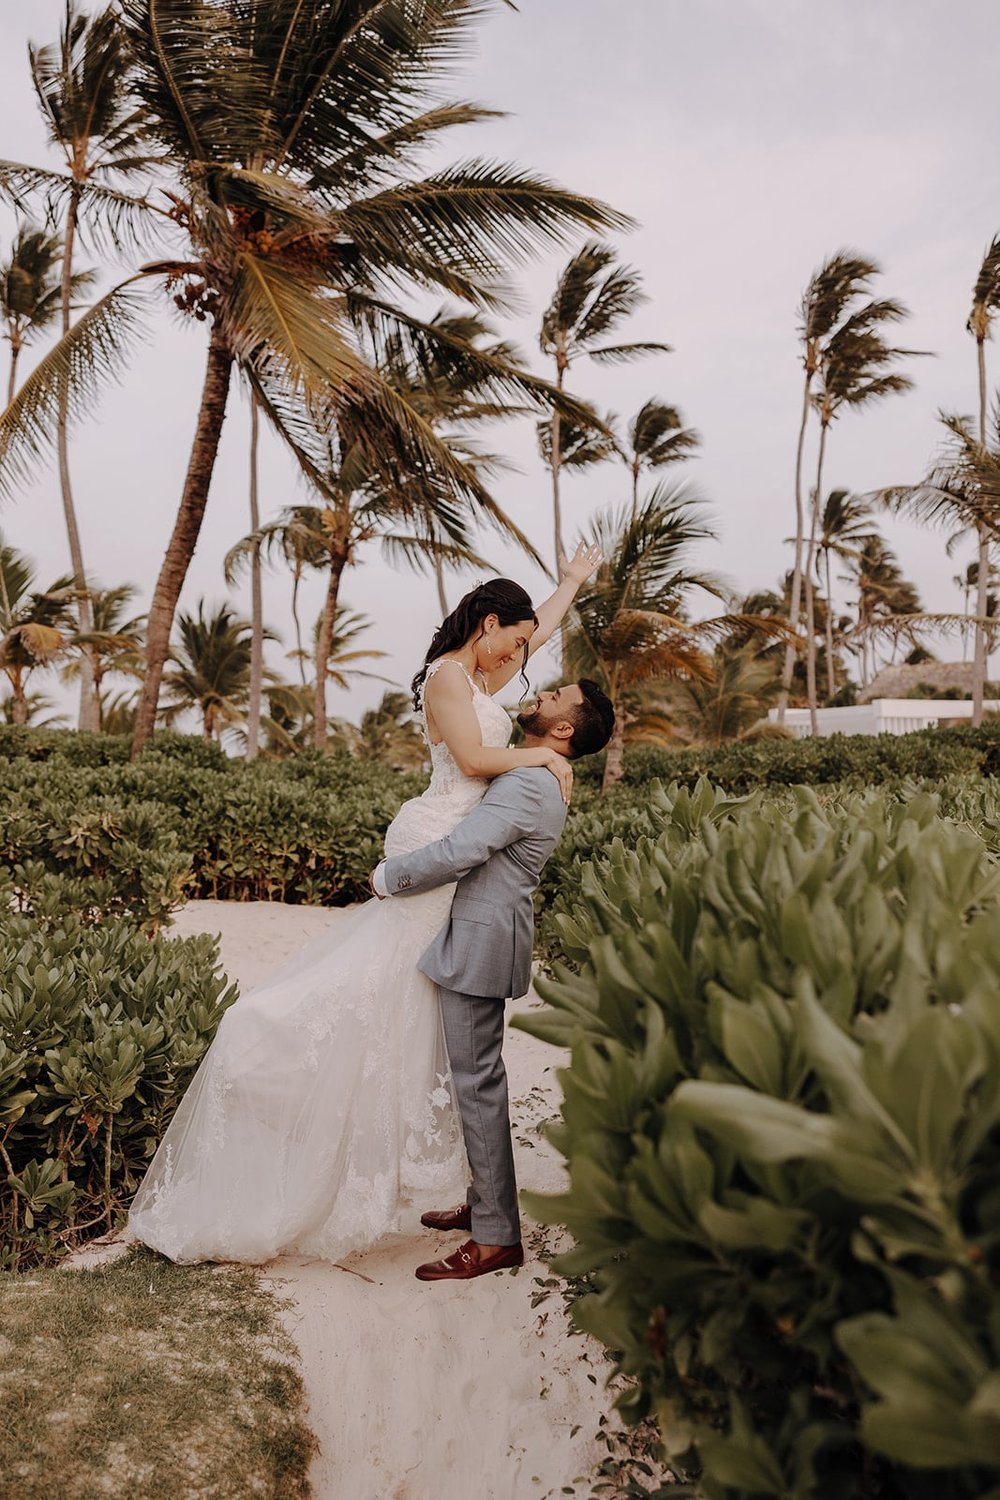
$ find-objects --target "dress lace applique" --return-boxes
[129,659,513,1265]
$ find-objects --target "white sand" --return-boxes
[169,900,625,1500]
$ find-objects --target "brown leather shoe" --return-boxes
[415,1239,524,1281]
[419,1204,472,1233]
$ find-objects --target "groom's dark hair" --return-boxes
[567,679,615,759]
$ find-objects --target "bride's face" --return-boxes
[476,616,536,672]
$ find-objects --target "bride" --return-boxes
[129,547,600,1264]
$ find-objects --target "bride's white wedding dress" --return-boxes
[129,662,513,1264]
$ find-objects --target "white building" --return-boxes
[769,699,1000,739]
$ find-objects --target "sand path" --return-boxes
[170,901,620,1500]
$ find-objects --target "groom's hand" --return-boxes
[369,866,387,900]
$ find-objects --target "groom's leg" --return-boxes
[438,987,520,1246]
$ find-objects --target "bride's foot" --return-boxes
[419,1203,471,1232]
[415,1239,524,1281]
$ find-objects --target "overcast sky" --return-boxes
[3,0,1000,725]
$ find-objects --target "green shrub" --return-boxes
[0,911,237,1269]
[574,722,1000,791]
[520,780,1000,1499]
[0,796,191,931]
[0,732,425,914]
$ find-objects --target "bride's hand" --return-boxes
[544,752,574,804]
[559,539,603,587]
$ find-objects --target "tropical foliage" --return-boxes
[0,0,623,758]
[0,5,995,762]
[521,778,1000,1499]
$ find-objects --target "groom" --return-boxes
[370,679,615,1281]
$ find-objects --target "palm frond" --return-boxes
[0,275,147,499]
[587,340,671,367]
[0,161,168,254]
[537,410,617,471]
[378,531,491,573]
[969,235,1000,335]
[340,160,629,290]
[348,292,610,430]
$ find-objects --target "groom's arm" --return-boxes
[375,769,545,898]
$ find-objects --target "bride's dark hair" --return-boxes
[412,579,538,709]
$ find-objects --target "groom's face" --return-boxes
[516,683,583,739]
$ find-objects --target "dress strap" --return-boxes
[423,658,478,695]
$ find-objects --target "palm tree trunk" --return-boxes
[631,462,639,524]
[10,668,26,725]
[824,546,836,700]
[778,374,813,721]
[7,337,20,408]
[973,523,989,726]
[601,700,625,793]
[434,555,448,618]
[804,420,829,734]
[59,187,99,733]
[962,584,970,662]
[550,409,564,568]
[291,566,307,686]
[552,354,568,672]
[246,396,263,760]
[313,548,347,752]
[131,322,235,758]
[973,337,990,726]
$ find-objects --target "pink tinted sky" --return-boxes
[2,0,999,724]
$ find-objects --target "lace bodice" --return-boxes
[419,659,513,802]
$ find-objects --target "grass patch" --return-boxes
[0,1249,317,1499]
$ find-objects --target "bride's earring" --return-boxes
[486,638,493,656]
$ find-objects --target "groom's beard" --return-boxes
[516,704,552,738]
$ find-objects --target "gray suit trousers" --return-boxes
[438,987,520,1246]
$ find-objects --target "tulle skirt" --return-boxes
[129,790,475,1264]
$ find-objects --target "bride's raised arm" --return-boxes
[477,541,603,697]
[423,661,574,803]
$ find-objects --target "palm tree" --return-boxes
[0,690,68,728]
[813,489,878,699]
[952,558,999,663]
[954,560,977,662]
[1,1,624,758]
[539,243,669,568]
[356,689,428,771]
[60,582,145,730]
[618,398,700,519]
[966,236,1000,720]
[802,287,919,728]
[227,423,517,751]
[313,602,390,690]
[161,601,275,741]
[535,406,618,497]
[0,222,89,404]
[879,410,1000,697]
[24,2,148,732]
[98,688,138,736]
[0,536,73,724]
[778,252,880,721]
[245,394,264,760]
[565,485,723,791]
[840,535,924,687]
[669,647,784,746]
[228,504,329,691]
[261,606,387,754]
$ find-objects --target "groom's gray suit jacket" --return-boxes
[381,766,568,1000]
